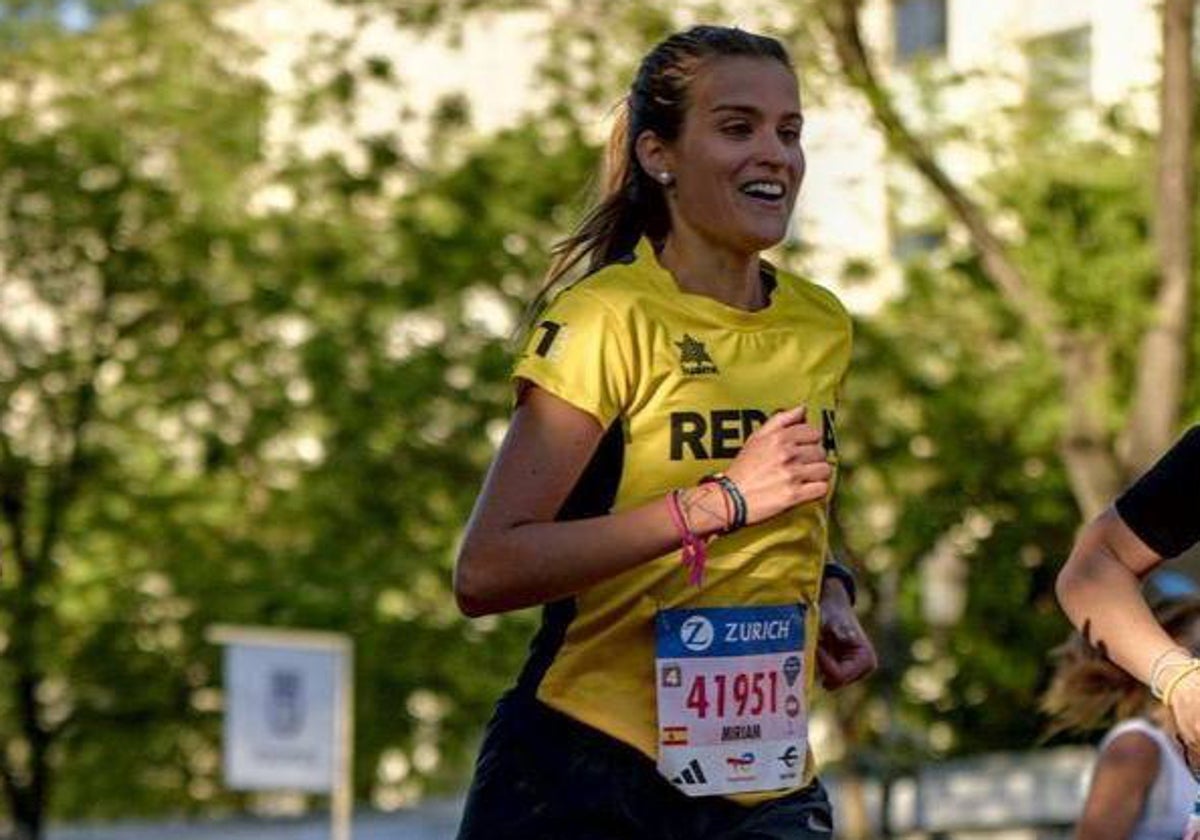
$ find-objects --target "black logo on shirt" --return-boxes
[533,320,562,358]
[669,408,838,461]
[676,334,718,376]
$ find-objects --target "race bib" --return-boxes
[655,604,807,797]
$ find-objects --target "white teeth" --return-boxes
[741,181,785,199]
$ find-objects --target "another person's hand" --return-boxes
[816,580,876,690]
[724,406,831,526]
[1168,670,1200,758]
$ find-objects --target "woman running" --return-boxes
[454,25,876,839]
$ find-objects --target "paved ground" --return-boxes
[42,746,1094,839]
[48,798,465,840]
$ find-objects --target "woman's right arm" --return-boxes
[454,387,831,617]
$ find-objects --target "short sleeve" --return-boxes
[512,287,634,429]
[1115,426,1200,558]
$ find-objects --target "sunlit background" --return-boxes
[1,0,1198,838]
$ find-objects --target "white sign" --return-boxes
[222,642,344,792]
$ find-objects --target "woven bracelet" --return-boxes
[667,489,708,587]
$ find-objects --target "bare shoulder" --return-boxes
[1098,728,1161,775]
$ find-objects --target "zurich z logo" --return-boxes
[680,616,715,652]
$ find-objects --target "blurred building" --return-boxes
[218,0,1169,317]
[803,0,1164,312]
[211,0,1193,804]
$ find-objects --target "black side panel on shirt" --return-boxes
[515,420,625,696]
[1115,426,1200,559]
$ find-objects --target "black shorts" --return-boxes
[456,692,834,840]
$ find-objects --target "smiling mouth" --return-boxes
[739,180,787,204]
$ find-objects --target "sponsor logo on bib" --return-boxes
[679,615,715,652]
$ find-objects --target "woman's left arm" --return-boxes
[816,570,877,689]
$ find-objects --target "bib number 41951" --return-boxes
[685,671,779,719]
[655,605,808,797]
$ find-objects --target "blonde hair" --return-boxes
[1041,597,1200,737]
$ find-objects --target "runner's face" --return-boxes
[667,57,804,254]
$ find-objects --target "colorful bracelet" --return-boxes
[700,473,747,533]
[667,489,708,587]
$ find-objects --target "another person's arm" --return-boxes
[1056,508,1175,692]
[1073,731,1160,840]
[1056,427,1200,749]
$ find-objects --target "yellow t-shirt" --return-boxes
[511,238,852,794]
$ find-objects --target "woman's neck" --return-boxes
[656,230,767,311]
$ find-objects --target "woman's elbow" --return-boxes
[453,541,505,618]
[453,562,489,619]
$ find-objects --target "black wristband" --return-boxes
[700,473,747,533]
[822,561,857,606]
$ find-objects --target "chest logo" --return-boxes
[675,334,719,376]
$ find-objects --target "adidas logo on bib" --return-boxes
[671,759,708,786]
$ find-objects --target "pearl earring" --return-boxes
[658,171,674,186]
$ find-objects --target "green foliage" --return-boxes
[836,253,1077,761]
[0,0,599,823]
[830,102,1200,764]
[4,0,1198,831]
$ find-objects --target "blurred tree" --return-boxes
[814,3,1196,835]
[0,0,600,835]
[0,0,146,46]
[0,6,278,833]
[820,0,1194,518]
[3,0,1195,837]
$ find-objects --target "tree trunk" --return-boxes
[0,370,97,838]
[1056,334,1123,518]
[819,0,1190,517]
[1,485,50,840]
[1122,0,1195,474]
[836,769,872,839]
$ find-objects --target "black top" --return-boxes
[1115,426,1200,558]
